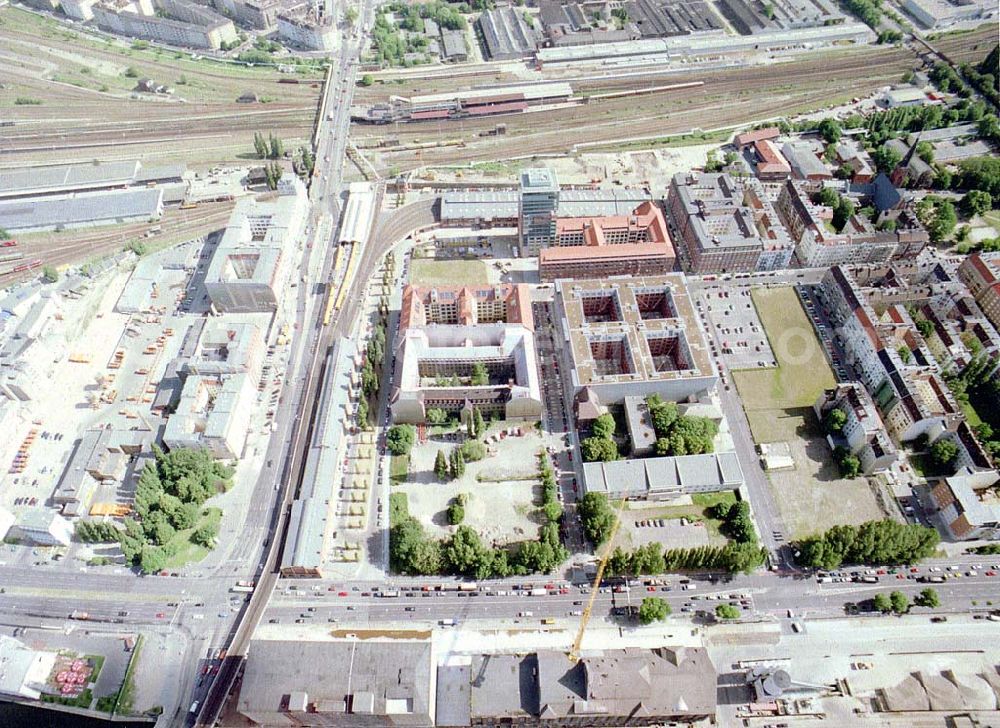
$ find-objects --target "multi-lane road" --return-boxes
[262,559,1000,627]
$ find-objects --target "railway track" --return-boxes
[0,203,233,283]
[355,43,924,169]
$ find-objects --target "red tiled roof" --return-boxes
[735,127,779,148]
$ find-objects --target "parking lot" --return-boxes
[696,286,776,371]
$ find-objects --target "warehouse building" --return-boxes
[717,0,846,34]
[625,0,723,37]
[666,172,793,274]
[0,188,163,233]
[239,636,434,726]
[553,275,716,406]
[583,451,743,500]
[163,372,256,459]
[391,284,543,424]
[534,21,873,65]
[477,6,539,60]
[539,0,641,46]
[929,467,1000,541]
[184,321,264,379]
[0,160,143,200]
[282,339,357,577]
[205,176,307,313]
[450,647,716,725]
[54,426,152,512]
[0,636,57,701]
[901,0,996,29]
[9,509,74,547]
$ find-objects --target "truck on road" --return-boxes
[69,611,89,620]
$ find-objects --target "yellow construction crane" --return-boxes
[568,495,629,663]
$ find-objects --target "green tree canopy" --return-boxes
[915,587,940,608]
[715,603,740,620]
[578,492,616,546]
[638,597,671,624]
[824,408,847,433]
[386,425,416,455]
[581,436,619,462]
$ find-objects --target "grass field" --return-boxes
[625,491,736,537]
[732,286,835,442]
[163,507,221,568]
[409,259,490,286]
[390,455,410,485]
[732,286,882,536]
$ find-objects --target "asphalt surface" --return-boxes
[262,560,1000,626]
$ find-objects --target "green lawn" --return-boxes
[112,635,143,716]
[409,258,490,286]
[85,654,105,683]
[390,454,410,485]
[981,210,1000,235]
[626,491,736,537]
[389,492,409,526]
[732,287,836,442]
[961,401,983,428]
[164,507,221,568]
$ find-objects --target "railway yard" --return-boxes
[0,6,321,169]
[0,200,234,285]
[348,27,997,173]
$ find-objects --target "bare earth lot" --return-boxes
[394,426,544,545]
[733,287,883,538]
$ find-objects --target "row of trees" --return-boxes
[959,46,999,108]
[359,316,389,428]
[873,587,938,614]
[262,162,283,191]
[252,132,284,160]
[795,519,939,570]
[663,542,767,573]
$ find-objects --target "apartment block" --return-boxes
[666,172,793,274]
[814,383,897,474]
[92,0,238,49]
[958,252,1000,331]
[553,275,716,409]
[776,180,927,268]
[820,266,962,443]
[391,284,542,424]
[276,8,338,51]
